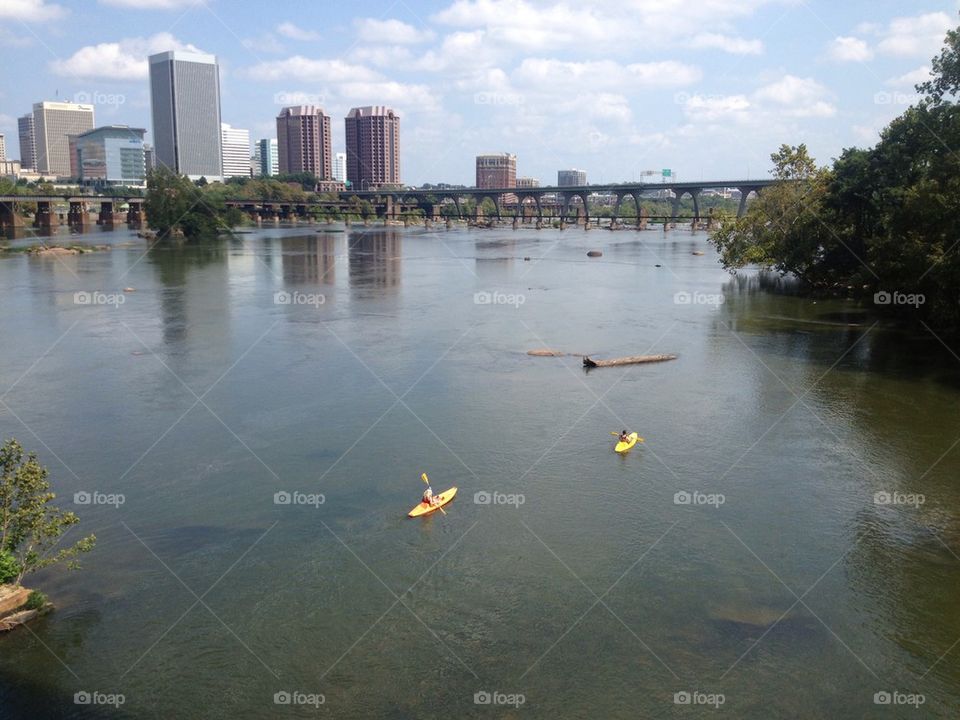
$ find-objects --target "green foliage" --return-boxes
[24,590,47,610]
[710,16,960,331]
[0,548,18,584]
[144,167,226,238]
[0,439,96,585]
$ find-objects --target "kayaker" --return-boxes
[619,430,630,443]
[422,486,434,505]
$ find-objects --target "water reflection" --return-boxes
[348,230,401,290]
[280,234,339,285]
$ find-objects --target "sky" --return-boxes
[0,0,958,185]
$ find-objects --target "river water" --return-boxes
[0,223,959,718]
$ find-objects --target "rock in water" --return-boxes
[587,250,603,257]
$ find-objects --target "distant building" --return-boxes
[149,50,223,180]
[221,123,251,178]
[143,143,155,172]
[333,151,346,183]
[476,153,516,189]
[345,106,400,189]
[33,101,95,177]
[18,114,36,170]
[0,160,21,178]
[71,125,146,186]
[0,134,5,162]
[276,106,332,178]
[255,137,279,176]
[516,176,540,188]
[558,169,587,187]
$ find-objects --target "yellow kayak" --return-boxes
[408,487,458,517]
[615,432,641,453]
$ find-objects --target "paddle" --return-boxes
[421,472,446,515]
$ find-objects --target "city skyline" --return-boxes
[0,1,955,184]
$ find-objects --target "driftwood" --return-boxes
[583,354,677,368]
[526,350,588,357]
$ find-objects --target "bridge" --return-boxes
[0,179,775,232]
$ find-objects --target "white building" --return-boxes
[33,101,95,177]
[221,123,251,178]
[333,151,346,183]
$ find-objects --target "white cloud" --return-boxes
[886,66,932,88]
[49,33,203,80]
[356,18,435,44]
[99,0,197,7]
[755,75,836,117]
[242,34,285,54]
[0,0,66,21]
[681,94,752,122]
[875,12,952,57]
[244,56,380,83]
[514,59,701,88]
[828,36,873,62]
[690,33,763,55]
[276,22,320,41]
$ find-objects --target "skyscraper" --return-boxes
[0,135,5,162]
[476,154,516,189]
[33,101,95,177]
[149,50,223,180]
[276,106,332,178]
[220,123,250,178]
[255,138,279,176]
[558,169,587,187]
[333,152,346,183]
[18,113,36,170]
[345,106,400,190]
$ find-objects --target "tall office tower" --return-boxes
[32,101,95,177]
[256,137,279,176]
[557,169,587,186]
[276,106,332,178]
[476,153,517,189]
[149,50,223,180]
[18,113,36,170]
[0,134,5,162]
[143,143,155,172]
[344,106,400,189]
[220,123,251,178]
[333,152,346,183]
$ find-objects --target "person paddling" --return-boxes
[422,485,435,505]
[619,430,630,443]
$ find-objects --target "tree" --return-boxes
[144,166,224,238]
[0,439,96,586]
[918,15,960,105]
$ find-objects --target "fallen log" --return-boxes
[526,350,588,357]
[583,354,677,368]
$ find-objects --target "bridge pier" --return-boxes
[68,201,88,228]
[736,186,761,217]
[0,201,23,231]
[34,200,58,229]
[98,201,121,226]
[127,201,144,226]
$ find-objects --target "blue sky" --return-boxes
[1,0,957,185]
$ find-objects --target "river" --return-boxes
[1,223,958,718]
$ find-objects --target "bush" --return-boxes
[0,549,18,585]
[24,590,47,610]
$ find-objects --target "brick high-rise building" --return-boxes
[276,106,332,179]
[476,153,516,189]
[344,106,400,190]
